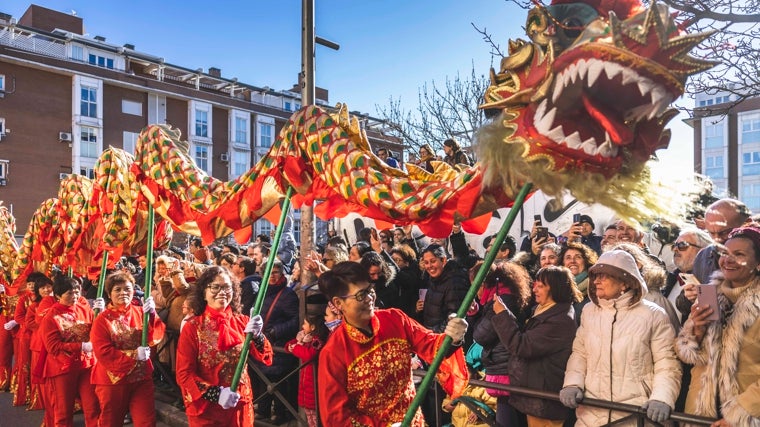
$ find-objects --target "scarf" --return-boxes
[206,306,243,352]
[533,300,557,317]
[575,271,589,294]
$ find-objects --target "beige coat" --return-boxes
[675,273,760,426]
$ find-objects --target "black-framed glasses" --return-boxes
[339,286,376,303]
[207,285,233,295]
[671,241,703,252]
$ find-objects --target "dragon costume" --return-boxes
[4,0,712,288]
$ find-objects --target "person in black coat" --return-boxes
[417,244,470,333]
[359,251,399,309]
[389,244,423,320]
[471,262,532,427]
[251,261,299,423]
[492,265,581,425]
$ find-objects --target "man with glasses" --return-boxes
[662,229,711,324]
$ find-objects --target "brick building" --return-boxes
[0,4,403,240]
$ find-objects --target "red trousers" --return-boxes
[11,334,30,406]
[187,400,253,427]
[0,326,12,390]
[46,368,100,427]
[28,349,44,410]
[94,379,156,427]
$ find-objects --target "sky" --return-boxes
[3,0,695,177]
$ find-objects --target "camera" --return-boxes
[651,222,679,245]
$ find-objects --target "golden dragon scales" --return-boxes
[3,0,712,290]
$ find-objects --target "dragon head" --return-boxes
[477,0,714,218]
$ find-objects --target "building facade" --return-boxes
[692,90,760,211]
[0,5,403,241]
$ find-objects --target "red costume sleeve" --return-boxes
[287,339,319,363]
[13,292,29,326]
[40,310,82,356]
[175,320,207,406]
[25,302,38,332]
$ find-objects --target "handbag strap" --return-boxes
[263,287,286,326]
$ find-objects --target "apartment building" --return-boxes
[692,90,760,211]
[0,4,403,240]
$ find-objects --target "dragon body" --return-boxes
[3,0,712,289]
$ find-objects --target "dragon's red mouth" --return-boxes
[532,57,674,160]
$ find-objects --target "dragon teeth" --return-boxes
[581,138,597,155]
[565,131,582,148]
[586,63,604,87]
[546,125,565,141]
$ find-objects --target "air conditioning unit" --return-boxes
[0,178,6,186]
[220,152,230,162]
[59,173,68,180]
[59,132,72,142]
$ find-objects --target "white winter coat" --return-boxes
[563,291,682,426]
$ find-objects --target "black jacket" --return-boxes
[421,261,469,333]
[253,279,299,376]
[492,302,576,420]
[471,293,524,376]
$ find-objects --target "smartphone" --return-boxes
[533,215,542,226]
[573,213,581,223]
[536,226,548,240]
[679,273,701,287]
[697,284,720,322]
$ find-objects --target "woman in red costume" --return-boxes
[91,271,165,427]
[40,275,100,426]
[24,273,54,411]
[9,273,43,406]
[176,266,273,427]
[317,261,469,426]
[0,280,13,391]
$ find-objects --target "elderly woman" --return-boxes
[317,261,468,426]
[560,250,681,425]
[90,272,164,427]
[492,266,581,426]
[559,241,598,325]
[676,225,760,426]
[176,266,273,427]
[40,275,100,426]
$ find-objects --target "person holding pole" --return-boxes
[317,261,469,426]
[176,266,272,427]
[90,271,164,427]
[39,275,101,427]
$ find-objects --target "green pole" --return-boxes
[141,205,156,347]
[93,251,109,317]
[401,182,533,426]
[230,186,294,390]
[67,266,73,278]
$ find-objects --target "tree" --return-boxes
[375,65,491,159]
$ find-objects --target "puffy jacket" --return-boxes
[422,261,469,333]
[563,292,681,426]
[492,302,575,420]
[472,293,523,376]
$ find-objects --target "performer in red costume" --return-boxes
[90,271,165,427]
[40,276,100,427]
[0,280,14,391]
[24,273,54,411]
[9,274,40,406]
[317,261,469,426]
[176,266,273,427]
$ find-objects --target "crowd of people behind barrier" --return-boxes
[1,196,760,426]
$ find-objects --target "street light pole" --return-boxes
[300,0,316,285]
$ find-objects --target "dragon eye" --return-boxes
[561,17,583,39]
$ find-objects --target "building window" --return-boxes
[0,118,5,134]
[234,117,248,144]
[71,45,84,61]
[231,150,250,179]
[704,122,724,149]
[0,160,8,179]
[88,53,114,69]
[123,131,139,154]
[742,182,760,211]
[194,145,209,173]
[0,74,4,91]
[284,101,292,111]
[79,167,95,179]
[743,151,760,176]
[195,109,209,138]
[742,117,760,145]
[81,86,98,118]
[705,155,724,179]
[259,122,273,148]
[122,100,142,116]
[80,127,98,158]
[256,219,272,240]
